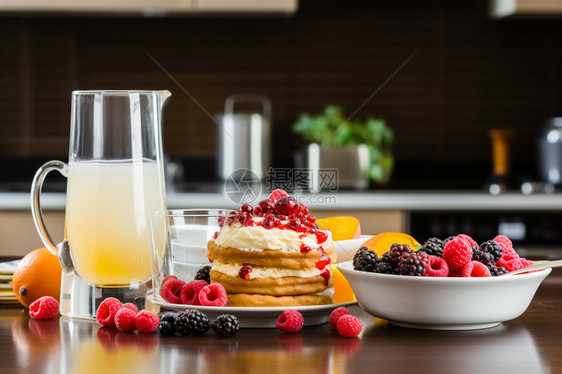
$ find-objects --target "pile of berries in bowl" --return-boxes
[338,233,552,330]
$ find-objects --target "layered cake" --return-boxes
[207,190,336,307]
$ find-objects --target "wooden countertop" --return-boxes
[1,271,561,374]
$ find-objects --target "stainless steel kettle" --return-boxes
[539,117,562,185]
[216,94,272,180]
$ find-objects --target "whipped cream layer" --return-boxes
[212,261,329,280]
[215,221,331,252]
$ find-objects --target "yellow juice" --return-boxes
[65,160,166,286]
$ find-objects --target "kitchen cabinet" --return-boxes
[0,0,297,15]
[0,210,64,257]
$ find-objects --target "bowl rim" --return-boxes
[337,260,552,283]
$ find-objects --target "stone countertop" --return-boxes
[3,190,562,211]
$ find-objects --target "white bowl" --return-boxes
[338,260,551,330]
[333,235,373,263]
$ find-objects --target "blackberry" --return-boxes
[353,247,380,272]
[211,314,240,338]
[472,249,495,265]
[388,244,414,265]
[353,246,368,268]
[159,312,178,335]
[397,251,429,276]
[487,264,509,276]
[479,240,503,262]
[174,309,211,336]
[373,259,397,274]
[194,265,212,283]
[442,236,456,247]
[418,237,444,257]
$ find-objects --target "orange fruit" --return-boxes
[331,264,356,304]
[317,216,361,241]
[12,247,62,308]
[361,232,420,258]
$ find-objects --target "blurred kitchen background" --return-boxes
[2,0,562,256]
[2,0,562,190]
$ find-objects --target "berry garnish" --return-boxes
[275,197,298,216]
[337,314,362,338]
[115,307,137,332]
[425,255,449,277]
[268,188,289,202]
[212,314,240,338]
[135,310,160,333]
[315,254,331,270]
[199,283,228,307]
[180,280,208,305]
[241,204,253,213]
[275,309,304,333]
[160,278,185,304]
[239,264,253,280]
[29,296,59,320]
[320,268,331,286]
[96,297,123,327]
[329,306,351,330]
[461,261,492,277]
[315,231,328,244]
[300,243,312,253]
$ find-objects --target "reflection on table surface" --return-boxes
[1,273,562,374]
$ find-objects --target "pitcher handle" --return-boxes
[224,94,272,119]
[30,160,68,256]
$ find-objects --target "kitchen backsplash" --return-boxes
[1,0,562,187]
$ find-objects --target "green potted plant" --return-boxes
[292,105,394,189]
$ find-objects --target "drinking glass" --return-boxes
[31,90,170,319]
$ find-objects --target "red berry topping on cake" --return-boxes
[315,254,331,270]
[275,309,304,333]
[114,307,137,332]
[135,310,160,333]
[275,197,298,216]
[442,235,473,271]
[199,283,228,307]
[320,268,331,286]
[96,297,123,327]
[337,314,363,338]
[461,261,492,277]
[180,280,208,305]
[239,264,253,280]
[268,189,289,202]
[329,306,351,330]
[241,204,253,214]
[315,231,328,244]
[29,296,59,320]
[425,255,449,277]
[300,243,312,253]
[161,278,185,304]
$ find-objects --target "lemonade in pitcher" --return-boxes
[65,160,166,286]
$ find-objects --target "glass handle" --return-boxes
[30,160,68,256]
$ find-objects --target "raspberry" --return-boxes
[458,234,478,249]
[337,314,362,338]
[122,303,138,314]
[161,278,185,304]
[114,307,137,332]
[194,265,212,283]
[29,296,59,320]
[212,314,240,338]
[461,261,492,277]
[199,283,228,307]
[159,275,178,298]
[96,297,123,327]
[268,188,289,202]
[497,257,531,272]
[329,306,351,330]
[135,310,160,333]
[180,280,208,305]
[442,235,473,271]
[425,255,449,277]
[275,309,304,333]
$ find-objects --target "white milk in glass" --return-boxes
[65,160,166,286]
